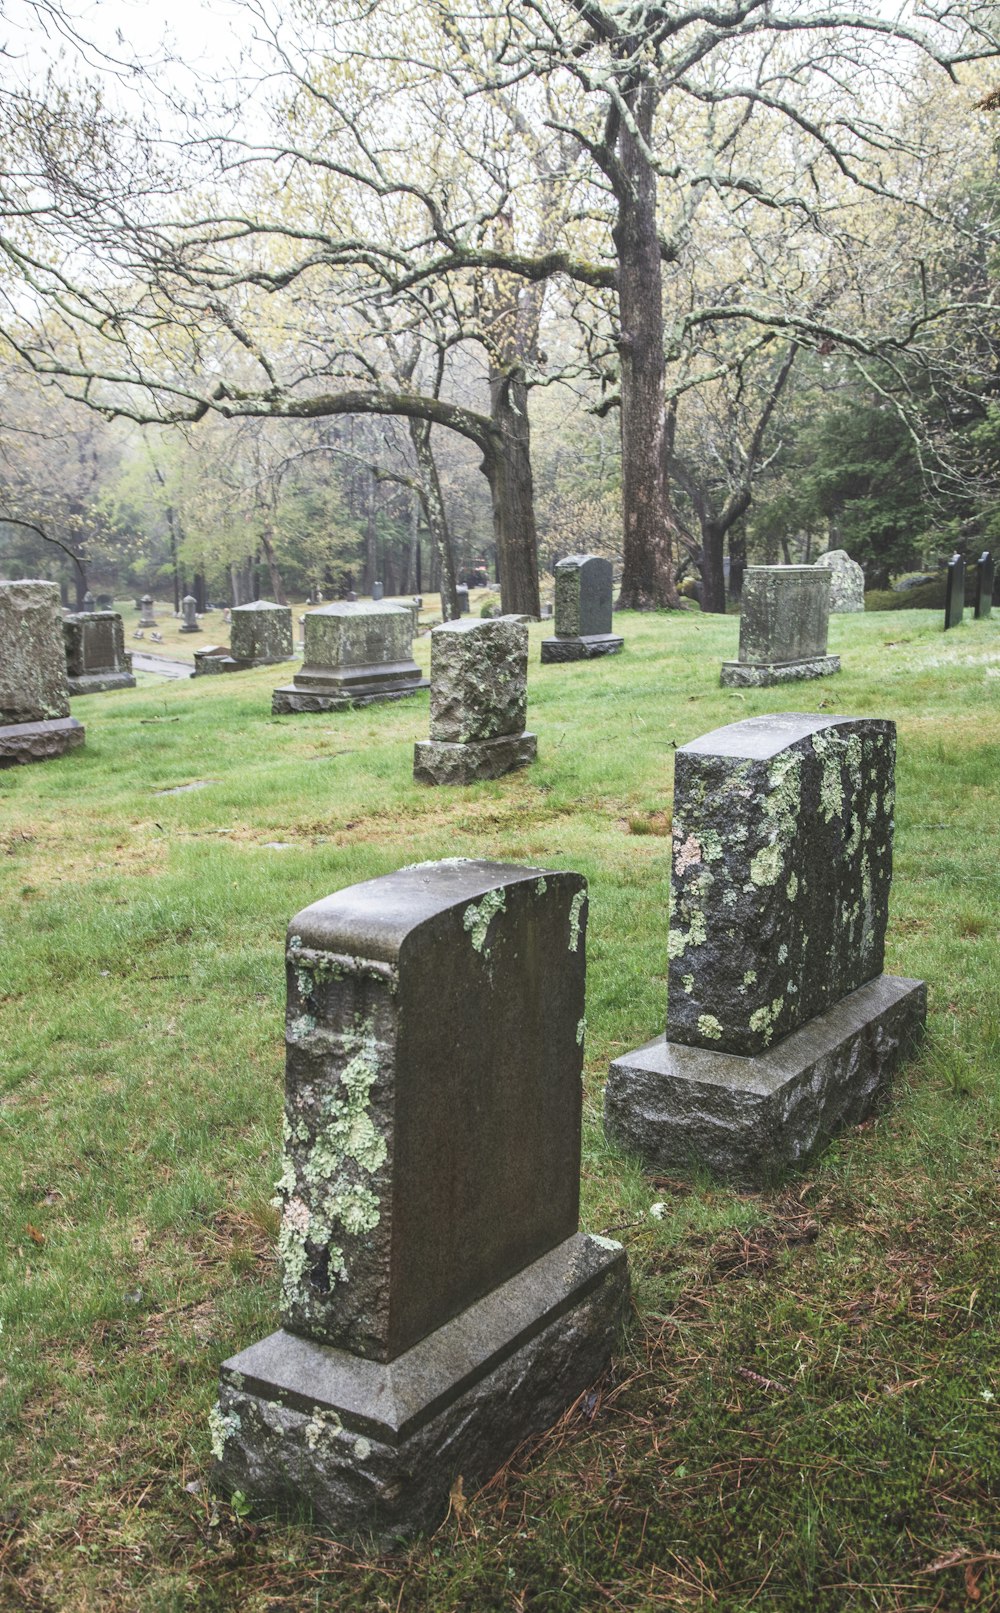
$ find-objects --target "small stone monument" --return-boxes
[82,589,97,612]
[455,584,470,616]
[193,601,296,676]
[372,581,384,602]
[414,618,537,785]
[944,554,965,629]
[139,595,157,627]
[211,859,628,1541]
[604,713,926,1185]
[179,594,201,633]
[721,566,838,686]
[540,555,622,663]
[272,602,423,714]
[63,611,136,694]
[0,581,85,764]
[975,552,993,620]
[815,549,865,612]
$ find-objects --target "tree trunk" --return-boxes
[485,368,541,617]
[728,526,746,605]
[699,519,727,614]
[364,473,377,594]
[260,529,289,604]
[410,418,459,620]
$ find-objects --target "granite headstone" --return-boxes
[414,617,537,785]
[975,552,993,621]
[541,555,623,663]
[63,611,136,694]
[0,581,85,764]
[721,566,838,686]
[272,602,423,714]
[815,549,865,613]
[944,554,965,629]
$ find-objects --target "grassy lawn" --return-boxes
[1,608,998,1611]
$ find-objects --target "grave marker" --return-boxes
[975,552,993,620]
[815,549,865,612]
[414,617,536,784]
[541,555,623,662]
[944,554,965,629]
[0,580,85,764]
[272,601,423,714]
[721,566,838,686]
[63,611,136,694]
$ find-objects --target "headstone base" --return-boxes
[272,675,427,715]
[414,731,537,785]
[213,1233,628,1545]
[178,624,202,634]
[67,670,136,696]
[540,634,624,663]
[604,974,925,1188]
[193,651,296,677]
[719,653,840,688]
[0,715,86,767]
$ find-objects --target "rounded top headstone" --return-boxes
[815,549,865,613]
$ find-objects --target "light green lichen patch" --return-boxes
[463,887,506,955]
[568,889,586,952]
[209,1404,241,1461]
[682,973,695,994]
[354,1436,372,1460]
[749,996,785,1044]
[588,1234,623,1252]
[304,1408,342,1450]
[576,1016,586,1046]
[743,970,757,987]
[749,842,783,887]
[697,1014,724,1041]
[786,872,799,901]
[287,1013,316,1042]
[667,908,707,959]
[535,876,547,896]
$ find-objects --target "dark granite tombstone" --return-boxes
[0,581,85,764]
[63,611,136,694]
[272,602,424,713]
[179,594,201,633]
[414,618,537,784]
[211,859,628,1540]
[975,552,993,620]
[96,592,114,609]
[541,555,623,663]
[455,584,470,615]
[372,581,384,602]
[604,714,926,1185]
[721,566,838,686]
[944,554,965,629]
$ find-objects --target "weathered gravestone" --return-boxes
[944,554,965,629]
[372,581,384,602]
[815,549,865,613]
[975,552,994,620]
[541,555,623,663]
[193,601,295,676]
[191,645,230,676]
[63,611,136,694]
[721,566,838,687]
[604,714,926,1186]
[179,594,201,633]
[455,584,470,616]
[82,590,97,612]
[414,617,536,785]
[139,595,157,627]
[0,581,85,764]
[211,859,628,1541]
[272,601,423,714]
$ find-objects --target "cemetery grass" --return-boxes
[1,609,998,1613]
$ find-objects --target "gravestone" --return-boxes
[815,549,865,612]
[721,566,838,686]
[372,581,384,602]
[455,584,470,615]
[414,618,537,785]
[82,590,97,612]
[604,714,926,1185]
[193,600,298,675]
[96,592,114,609]
[0,580,85,764]
[272,601,424,714]
[541,555,623,663]
[63,611,136,694]
[191,645,229,676]
[975,552,993,620]
[944,554,965,629]
[179,594,201,633]
[211,859,628,1541]
[139,595,157,627]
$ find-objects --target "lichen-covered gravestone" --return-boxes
[944,554,965,629]
[721,566,839,686]
[975,551,994,620]
[63,611,136,695]
[604,714,926,1185]
[413,618,536,785]
[193,601,295,676]
[541,554,623,663]
[212,859,628,1541]
[815,549,865,613]
[455,584,470,615]
[0,581,85,765]
[179,594,201,633]
[272,602,423,714]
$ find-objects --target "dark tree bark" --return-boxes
[260,529,288,604]
[409,417,459,618]
[485,367,541,617]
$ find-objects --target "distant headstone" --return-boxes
[815,549,865,612]
[372,581,384,602]
[414,618,537,785]
[975,552,993,620]
[139,595,157,627]
[541,555,623,662]
[63,611,136,695]
[346,590,357,603]
[604,714,926,1185]
[82,590,97,612]
[211,859,627,1541]
[542,602,553,619]
[0,581,85,765]
[455,584,470,615]
[191,645,230,676]
[412,595,423,609]
[944,554,965,629]
[96,592,114,610]
[179,594,201,634]
[721,566,838,686]
[272,602,424,714]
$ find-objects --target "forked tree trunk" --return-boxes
[485,368,541,617]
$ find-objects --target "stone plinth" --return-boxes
[604,713,925,1185]
[231,601,294,665]
[0,581,85,762]
[541,555,623,664]
[212,860,627,1540]
[272,603,423,714]
[721,566,838,687]
[815,550,865,612]
[415,617,536,786]
[0,715,85,767]
[63,611,136,695]
[944,555,965,629]
[976,552,994,620]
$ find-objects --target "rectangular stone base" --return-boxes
[720,654,840,687]
[0,715,85,767]
[541,635,624,663]
[67,671,136,696]
[193,654,295,677]
[604,975,926,1188]
[272,677,427,715]
[212,1232,627,1545]
[413,731,537,785]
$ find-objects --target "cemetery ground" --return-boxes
[1,609,998,1613]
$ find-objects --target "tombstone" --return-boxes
[372,581,384,602]
[191,645,231,676]
[721,566,838,686]
[604,714,926,1186]
[211,859,627,1541]
[414,618,537,785]
[455,583,470,616]
[540,555,623,663]
[0,581,85,765]
[230,601,294,666]
[975,552,993,620]
[298,614,306,646]
[96,592,114,610]
[272,602,424,714]
[139,594,157,627]
[944,554,965,629]
[412,595,423,610]
[542,602,553,619]
[815,549,865,612]
[63,611,136,695]
[82,590,97,612]
[346,590,357,603]
[179,594,201,634]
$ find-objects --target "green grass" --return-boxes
[2,608,999,1611]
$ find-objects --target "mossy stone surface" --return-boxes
[737,565,832,665]
[230,601,294,663]
[428,617,528,743]
[0,580,71,725]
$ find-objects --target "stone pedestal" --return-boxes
[63,611,136,695]
[272,603,423,714]
[541,555,623,663]
[0,581,85,764]
[414,617,535,786]
[721,566,838,687]
[138,595,157,628]
[212,860,627,1541]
